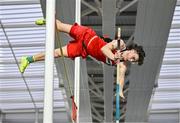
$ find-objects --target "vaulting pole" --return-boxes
[74,0,81,123]
[43,0,55,123]
[116,27,121,123]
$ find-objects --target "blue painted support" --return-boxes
[116,84,120,121]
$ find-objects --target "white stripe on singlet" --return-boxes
[87,35,98,48]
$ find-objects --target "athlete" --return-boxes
[19,19,145,99]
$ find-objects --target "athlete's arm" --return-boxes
[100,39,126,61]
[118,62,127,99]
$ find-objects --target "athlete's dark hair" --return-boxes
[100,36,112,43]
[126,43,146,65]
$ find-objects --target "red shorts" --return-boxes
[67,23,96,59]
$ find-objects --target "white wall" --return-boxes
[149,112,179,123]
[2,112,68,123]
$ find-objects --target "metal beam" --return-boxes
[82,0,99,14]
[125,0,177,122]
[82,9,94,17]
[103,64,114,122]
[89,88,103,98]
[92,114,102,122]
[82,16,136,25]
[78,60,92,122]
[117,0,138,14]
[92,102,104,109]
[88,76,103,96]
[91,105,103,121]
[126,32,134,45]
[102,0,116,122]
[94,0,102,15]
[116,0,124,14]
[88,25,135,30]
[89,83,103,91]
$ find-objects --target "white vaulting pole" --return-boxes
[74,0,81,123]
[43,0,55,123]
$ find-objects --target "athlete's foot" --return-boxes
[114,92,126,102]
[120,91,126,102]
[35,19,46,25]
[19,56,30,73]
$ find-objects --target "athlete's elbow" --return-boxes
[101,45,110,52]
[100,45,106,53]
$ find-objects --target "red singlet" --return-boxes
[67,23,116,66]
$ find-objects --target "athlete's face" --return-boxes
[123,49,139,63]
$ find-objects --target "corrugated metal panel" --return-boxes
[150,2,180,111]
[0,0,66,112]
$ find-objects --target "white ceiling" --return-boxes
[0,0,67,113]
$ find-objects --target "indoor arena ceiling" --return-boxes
[0,0,179,123]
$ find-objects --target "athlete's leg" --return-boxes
[56,20,72,34]
[20,19,78,73]
[36,19,73,34]
[33,46,68,61]
[19,46,68,73]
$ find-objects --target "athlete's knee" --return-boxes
[56,19,62,24]
[54,49,61,57]
[54,46,68,58]
[56,20,63,30]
